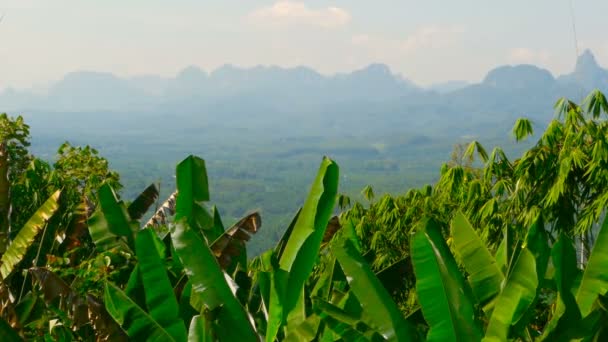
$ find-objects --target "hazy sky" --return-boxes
[2,0,608,89]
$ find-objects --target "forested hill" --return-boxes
[3,50,608,255]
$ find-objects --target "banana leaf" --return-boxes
[576,213,608,317]
[541,234,583,341]
[30,267,126,340]
[483,248,537,341]
[171,219,258,341]
[451,211,503,304]
[188,315,214,342]
[335,235,418,341]
[128,183,159,221]
[0,190,60,279]
[411,218,481,342]
[136,228,187,341]
[144,191,177,231]
[210,212,260,272]
[266,157,339,341]
[104,282,178,341]
[88,183,136,251]
[175,156,209,221]
[513,217,550,332]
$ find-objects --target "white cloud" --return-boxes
[248,1,351,28]
[508,48,551,65]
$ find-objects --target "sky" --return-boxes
[1,0,608,90]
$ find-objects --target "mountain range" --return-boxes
[2,49,607,144]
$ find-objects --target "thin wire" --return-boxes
[569,0,580,60]
[568,0,585,102]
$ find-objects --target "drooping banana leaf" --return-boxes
[411,218,481,342]
[576,212,608,317]
[136,228,187,341]
[128,183,159,221]
[335,235,418,341]
[483,248,537,341]
[322,216,341,245]
[0,190,60,280]
[104,282,178,341]
[144,191,177,231]
[210,212,260,271]
[451,211,503,304]
[171,219,258,341]
[30,267,126,341]
[88,183,136,251]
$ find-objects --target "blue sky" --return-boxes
[2,1,607,89]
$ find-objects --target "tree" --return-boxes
[0,114,31,253]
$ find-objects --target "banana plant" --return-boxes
[0,190,61,280]
[411,211,608,341]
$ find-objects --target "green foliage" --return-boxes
[411,218,481,341]
[0,190,61,280]
[3,91,608,340]
[0,113,32,252]
[451,212,503,304]
[334,234,418,341]
[172,219,258,341]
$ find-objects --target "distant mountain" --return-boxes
[483,64,555,89]
[2,50,608,142]
[558,49,608,92]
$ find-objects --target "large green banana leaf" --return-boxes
[335,236,419,341]
[136,228,187,341]
[512,217,549,332]
[266,157,339,341]
[174,155,209,221]
[104,282,179,342]
[174,156,216,242]
[451,211,503,304]
[0,190,60,279]
[171,220,258,341]
[88,183,136,251]
[541,234,583,341]
[412,218,481,342]
[483,248,537,341]
[576,213,608,317]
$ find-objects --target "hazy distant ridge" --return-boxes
[3,49,606,113]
